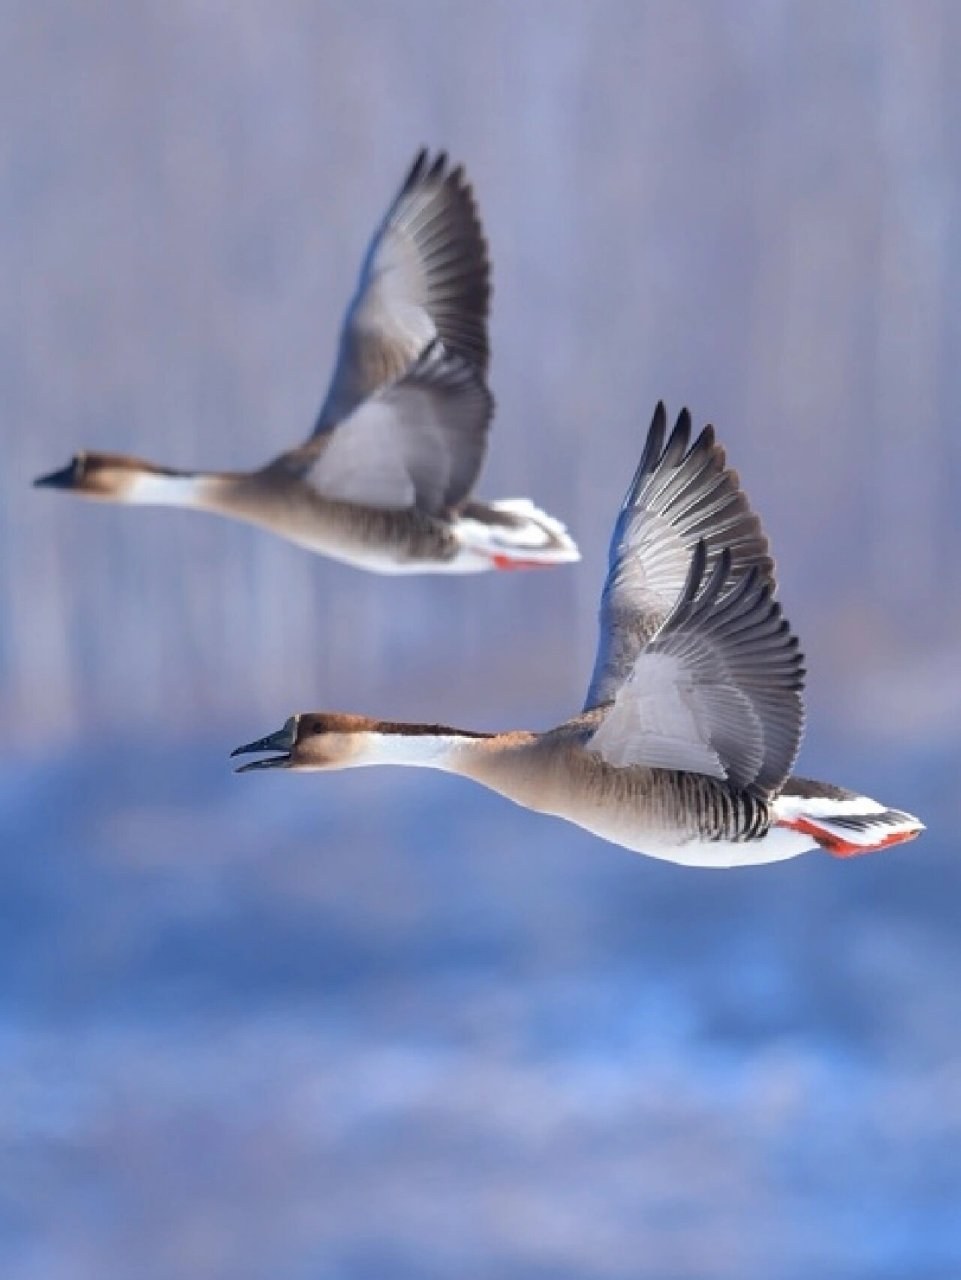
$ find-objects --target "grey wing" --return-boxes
[584,403,775,710]
[315,150,491,430]
[306,342,493,515]
[588,542,805,796]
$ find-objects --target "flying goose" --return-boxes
[232,403,923,867]
[35,151,578,574]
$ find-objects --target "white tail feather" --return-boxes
[773,791,924,857]
[454,498,580,568]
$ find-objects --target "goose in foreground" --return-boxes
[34,151,578,574]
[232,404,924,867]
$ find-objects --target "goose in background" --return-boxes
[232,403,923,867]
[35,151,578,574]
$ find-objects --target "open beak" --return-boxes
[34,457,81,489]
[231,716,299,772]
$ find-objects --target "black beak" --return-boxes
[34,458,81,489]
[230,718,298,773]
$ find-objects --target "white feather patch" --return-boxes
[589,651,727,777]
[775,795,887,820]
[124,473,207,507]
[454,501,580,563]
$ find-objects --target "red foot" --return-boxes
[490,553,552,570]
[778,816,920,858]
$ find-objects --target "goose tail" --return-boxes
[774,778,924,857]
[453,498,580,569]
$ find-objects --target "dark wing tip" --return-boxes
[662,409,692,469]
[400,148,451,194]
[685,538,712,600]
[704,543,734,600]
[403,148,430,191]
[632,402,669,491]
[692,422,716,454]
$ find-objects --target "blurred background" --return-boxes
[3,2,960,1276]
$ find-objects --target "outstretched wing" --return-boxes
[587,542,805,796]
[315,150,491,431]
[304,342,493,515]
[584,403,774,710]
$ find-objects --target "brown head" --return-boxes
[34,452,188,501]
[232,713,389,773]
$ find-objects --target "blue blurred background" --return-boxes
[4,3,960,1277]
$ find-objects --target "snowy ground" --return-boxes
[1,734,958,1279]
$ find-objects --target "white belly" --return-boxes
[281,529,492,575]
[568,809,816,868]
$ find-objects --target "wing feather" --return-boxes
[305,342,492,515]
[589,541,805,796]
[584,403,774,709]
[314,151,490,430]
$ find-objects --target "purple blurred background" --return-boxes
[3,2,960,1277]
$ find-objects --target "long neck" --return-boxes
[95,455,330,549]
[112,459,242,510]
[348,725,543,807]
[351,725,501,772]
